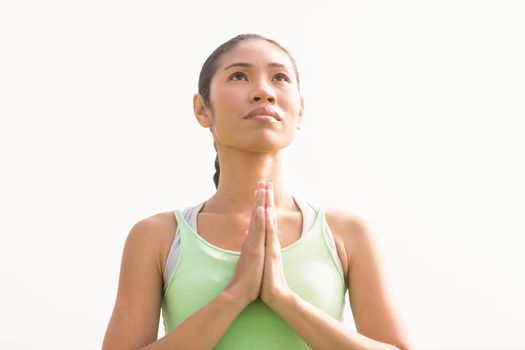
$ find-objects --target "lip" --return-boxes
[244,107,281,121]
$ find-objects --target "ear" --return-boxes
[193,93,213,128]
[297,96,304,130]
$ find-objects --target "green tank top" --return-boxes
[161,206,347,349]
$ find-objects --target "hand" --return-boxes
[225,181,267,307]
[260,181,293,307]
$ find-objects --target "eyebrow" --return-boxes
[223,62,291,71]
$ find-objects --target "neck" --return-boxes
[203,146,296,216]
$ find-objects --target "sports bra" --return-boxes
[161,196,348,349]
[162,195,343,292]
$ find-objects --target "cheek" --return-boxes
[281,92,302,114]
[212,86,240,111]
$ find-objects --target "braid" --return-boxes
[213,141,220,189]
[198,34,300,190]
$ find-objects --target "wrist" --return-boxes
[222,286,250,311]
[266,289,297,312]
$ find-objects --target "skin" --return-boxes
[102,39,412,350]
[193,38,304,217]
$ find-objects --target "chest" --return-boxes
[196,212,303,251]
[195,210,350,286]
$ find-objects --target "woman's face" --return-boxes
[202,39,304,152]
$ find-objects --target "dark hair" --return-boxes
[197,34,301,189]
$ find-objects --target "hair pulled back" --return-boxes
[197,34,300,189]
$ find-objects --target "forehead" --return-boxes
[215,39,293,70]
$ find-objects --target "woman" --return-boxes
[102,34,411,350]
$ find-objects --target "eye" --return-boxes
[229,72,248,81]
[273,73,291,82]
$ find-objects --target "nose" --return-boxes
[251,78,276,104]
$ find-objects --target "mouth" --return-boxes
[244,107,282,121]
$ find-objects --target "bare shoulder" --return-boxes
[126,211,178,274]
[324,207,369,234]
[324,207,374,264]
[102,211,178,349]
[325,207,412,350]
[130,211,177,237]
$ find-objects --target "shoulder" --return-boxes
[124,211,178,274]
[129,211,177,237]
[103,211,178,349]
[325,207,411,349]
[324,207,377,268]
[324,206,369,235]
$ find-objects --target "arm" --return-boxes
[140,289,246,350]
[102,214,248,350]
[345,214,411,349]
[266,211,412,350]
[269,291,402,350]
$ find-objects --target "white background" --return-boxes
[1,1,524,349]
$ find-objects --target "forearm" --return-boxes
[269,292,402,350]
[139,290,246,350]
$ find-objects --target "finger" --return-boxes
[258,206,265,229]
[257,189,266,242]
[252,189,260,221]
[265,207,272,248]
[250,189,266,242]
[265,206,280,251]
[253,187,265,217]
[259,188,266,226]
[253,181,265,216]
[259,185,267,211]
[266,182,275,209]
[266,182,277,229]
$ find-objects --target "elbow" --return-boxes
[395,341,414,350]
[382,337,413,350]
